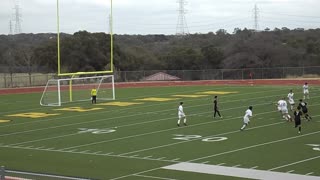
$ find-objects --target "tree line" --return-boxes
[0,28,320,76]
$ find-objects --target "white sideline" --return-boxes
[133,174,177,180]
[162,162,320,180]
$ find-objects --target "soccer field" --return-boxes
[0,85,319,180]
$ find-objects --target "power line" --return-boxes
[260,11,320,19]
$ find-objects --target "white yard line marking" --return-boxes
[269,155,320,171]
[250,166,258,169]
[1,88,299,139]
[201,161,210,164]
[171,158,180,161]
[80,150,90,153]
[286,170,295,173]
[217,163,225,166]
[1,85,286,116]
[6,100,277,147]
[110,167,162,180]
[306,172,314,176]
[189,130,320,162]
[6,169,90,180]
[119,120,284,156]
[62,103,280,151]
[0,120,300,164]
[233,164,241,167]
[162,162,320,180]
[133,174,178,180]
[67,149,77,152]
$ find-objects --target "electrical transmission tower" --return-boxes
[176,0,189,36]
[253,3,259,31]
[9,20,13,35]
[13,0,22,34]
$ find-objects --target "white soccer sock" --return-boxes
[177,119,180,124]
[241,124,246,130]
[184,118,187,123]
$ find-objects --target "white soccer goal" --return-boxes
[40,75,115,106]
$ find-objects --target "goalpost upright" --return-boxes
[56,0,114,76]
[40,0,115,106]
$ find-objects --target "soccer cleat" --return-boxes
[184,123,187,126]
[177,124,180,127]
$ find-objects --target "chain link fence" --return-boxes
[1,66,320,88]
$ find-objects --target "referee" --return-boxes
[213,96,222,118]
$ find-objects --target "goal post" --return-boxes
[40,75,115,106]
[56,0,114,76]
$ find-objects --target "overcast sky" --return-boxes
[1,0,320,35]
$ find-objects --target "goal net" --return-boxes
[40,75,115,106]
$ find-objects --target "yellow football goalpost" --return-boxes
[56,0,114,76]
[40,0,115,106]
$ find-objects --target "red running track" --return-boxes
[0,79,319,95]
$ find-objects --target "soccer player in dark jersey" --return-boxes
[294,106,303,134]
[213,96,222,118]
[298,99,312,121]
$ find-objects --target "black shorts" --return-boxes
[302,109,308,114]
[295,119,301,127]
[92,96,96,100]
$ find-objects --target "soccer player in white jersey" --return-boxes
[287,89,295,111]
[240,106,253,131]
[177,102,187,126]
[277,97,292,122]
[303,82,309,100]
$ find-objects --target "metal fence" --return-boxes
[1,66,320,88]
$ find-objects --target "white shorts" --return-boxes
[304,90,309,94]
[178,113,185,119]
[243,117,250,124]
[277,107,281,111]
[288,100,294,105]
[281,108,288,114]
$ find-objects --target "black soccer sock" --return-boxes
[298,126,301,132]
